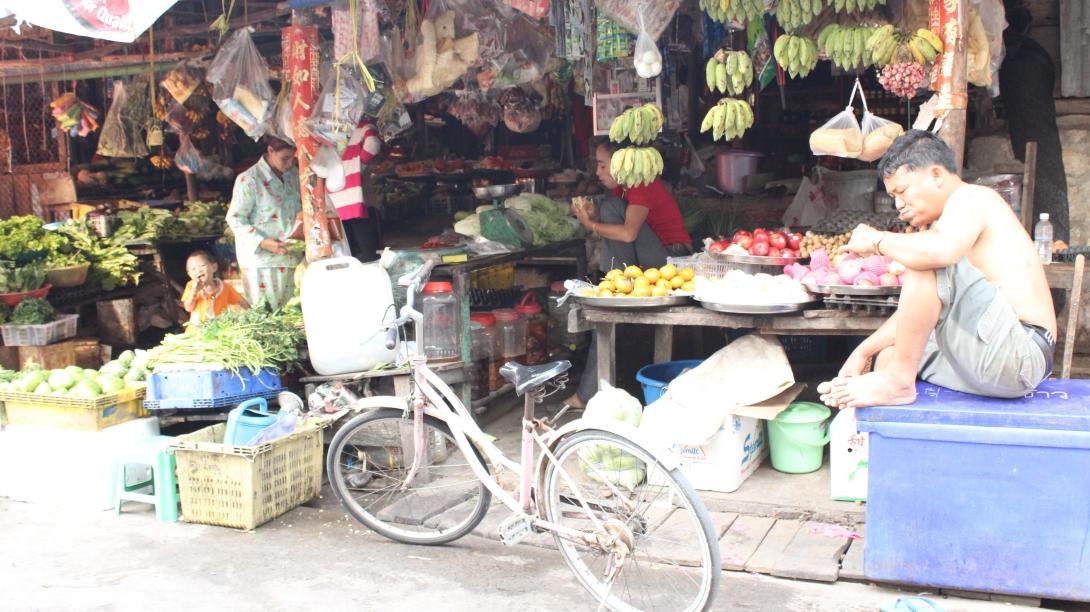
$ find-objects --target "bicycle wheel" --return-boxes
[326,408,492,546]
[541,430,720,612]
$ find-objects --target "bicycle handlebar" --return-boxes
[382,258,437,348]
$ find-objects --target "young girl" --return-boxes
[182,250,248,325]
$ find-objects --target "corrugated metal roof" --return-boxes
[1060,0,1090,97]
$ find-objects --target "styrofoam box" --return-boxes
[0,417,160,510]
[653,415,767,493]
[830,407,868,502]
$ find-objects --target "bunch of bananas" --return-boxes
[866,25,943,67]
[776,0,823,32]
[827,0,887,13]
[610,147,665,188]
[608,104,664,146]
[700,98,754,142]
[699,0,763,24]
[149,155,173,170]
[773,35,820,79]
[706,50,754,96]
[818,25,880,70]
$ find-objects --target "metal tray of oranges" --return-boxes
[574,294,693,308]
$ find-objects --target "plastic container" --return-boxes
[0,283,51,308]
[223,397,280,446]
[421,281,459,362]
[1,314,79,346]
[974,173,1022,214]
[829,407,868,502]
[493,308,526,367]
[302,257,398,376]
[857,379,1090,600]
[470,313,499,394]
[1035,213,1053,265]
[0,385,148,431]
[820,169,878,212]
[635,360,704,405]
[145,365,281,410]
[767,401,830,474]
[715,150,762,194]
[45,263,91,288]
[516,292,547,365]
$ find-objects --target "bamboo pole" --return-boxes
[0,50,203,82]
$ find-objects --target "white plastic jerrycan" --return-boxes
[302,256,398,375]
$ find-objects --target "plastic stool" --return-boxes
[115,435,179,523]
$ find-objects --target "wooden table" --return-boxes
[577,305,887,386]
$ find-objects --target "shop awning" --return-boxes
[0,1,178,44]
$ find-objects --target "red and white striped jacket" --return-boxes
[328,119,382,221]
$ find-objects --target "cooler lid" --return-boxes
[857,380,1090,432]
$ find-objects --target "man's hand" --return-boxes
[841,224,883,257]
[260,238,288,255]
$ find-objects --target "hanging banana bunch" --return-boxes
[700,98,754,142]
[818,24,881,71]
[864,25,944,67]
[827,0,888,14]
[608,104,665,146]
[776,0,824,33]
[610,147,665,188]
[706,50,754,96]
[699,0,764,25]
[773,35,820,79]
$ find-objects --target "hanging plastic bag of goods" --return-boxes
[0,1,178,43]
[593,0,680,40]
[207,28,276,141]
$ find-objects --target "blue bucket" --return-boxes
[635,360,703,405]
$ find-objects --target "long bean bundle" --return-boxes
[148,302,303,374]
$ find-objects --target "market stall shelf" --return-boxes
[697,300,817,315]
[574,294,692,309]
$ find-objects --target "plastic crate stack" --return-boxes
[143,366,282,411]
[1,314,79,347]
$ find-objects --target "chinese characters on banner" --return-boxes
[928,0,966,113]
[283,24,333,261]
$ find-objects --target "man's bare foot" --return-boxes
[819,377,854,408]
[835,371,917,408]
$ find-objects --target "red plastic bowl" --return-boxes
[0,284,52,308]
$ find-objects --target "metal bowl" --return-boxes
[472,183,522,200]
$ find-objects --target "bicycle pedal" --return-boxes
[497,514,534,546]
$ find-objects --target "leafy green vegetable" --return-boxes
[0,303,9,325]
[57,221,141,291]
[0,264,46,293]
[11,298,55,325]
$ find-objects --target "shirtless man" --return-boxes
[819,130,1056,409]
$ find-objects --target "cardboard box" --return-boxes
[830,407,868,502]
[17,338,101,370]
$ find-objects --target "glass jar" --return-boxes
[516,294,548,365]
[492,308,526,368]
[421,281,459,362]
[469,313,498,397]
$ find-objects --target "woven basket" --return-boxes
[172,419,323,530]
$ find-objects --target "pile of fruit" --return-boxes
[0,350,149,399]
[784,248,905,287]
[582,264,696,299]
[866,26,944,67]
[774,35,819,79]
[608,104,664,146]
[700,98,754,142]
[707,228,804,259]
[696,270,813,305]
[706,50,754,96]
[879,62,927,99]
[798,231,852,258]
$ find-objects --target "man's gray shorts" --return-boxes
[917,258,1051,398]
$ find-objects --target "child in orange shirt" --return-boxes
[182,251,248,325]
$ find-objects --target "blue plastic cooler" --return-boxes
[857,380,1090,601]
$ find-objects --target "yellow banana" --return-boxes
[916,28,943,53]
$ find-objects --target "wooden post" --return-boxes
[931,0,970,171]
[1021,141,1038,233]
[284,13,333,262]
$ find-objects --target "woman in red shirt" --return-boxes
[565,140,693,409]
[573,140,693,271]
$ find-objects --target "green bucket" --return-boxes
[767,402,831,474]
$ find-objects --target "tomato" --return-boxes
[787,233,803,251]
[732,230,751,243]
[735,235,753,250]
[769,233,787,250]
[751,241,770,256]
[708,240,730,254]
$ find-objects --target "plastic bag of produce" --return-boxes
[580,380,646,490]
[160,62,202,105]
[633,11,662,78]
[595,0,681,40]
[97,79,149,158]
[307,65,368,153]
[207,28,275,140]
[809,79,863,158]
[859,112,905,163]
[173,135,208,175]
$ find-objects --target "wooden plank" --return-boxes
[1062,254,1084,379]
[653,325,674,364]
[642,510,738,567]
[595,322,616,386]
[578,305,885,334]
[1021,141,1038,233]
[770,521,855,583]
[839,527,866,581]
[719,514,775,571]
[744,518,802,575]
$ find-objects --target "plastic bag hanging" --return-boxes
[633,11,662,79]
[306,65,368,153]
[174,134,207,175]
[809,79,864,158]
[207,28,275,140]
[858,86,905,163]
[97,79,148,158]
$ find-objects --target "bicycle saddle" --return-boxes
[499,360,572,396]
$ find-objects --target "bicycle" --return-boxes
[326,259,721,611]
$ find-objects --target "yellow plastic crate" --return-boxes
[0,386,148,431]
[171,419,324,530]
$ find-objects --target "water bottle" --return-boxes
[1034,213,1053,265]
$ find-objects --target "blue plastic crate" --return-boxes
[145,367,282,410]
[857,380,1090,601]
